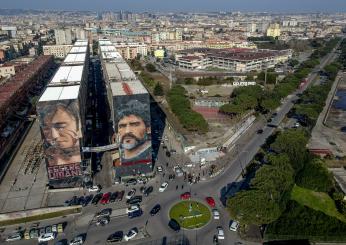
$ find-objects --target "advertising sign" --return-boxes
[112,94,152,177]
[37,99,83,187]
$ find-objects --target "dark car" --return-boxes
[117,191,125,201]
[95,208,112,218]
[107,231,123,243]
[92,193,103,205]
[267,118,272,123]
[150,204,161,216]
[257,129,264,134]
[125,179,137,186]
[166,151,171,157]
[78,196,85,206]
[143,186,153,197]
[168,219,180,232]
[83,194,93,207]
[128,209,143,219]
[126,196,142,205]
[110,192,118,203]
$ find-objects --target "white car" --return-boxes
[124,228,138,241]
[217,227,225,240]
[38,232,56,242]
[70,235,84,245]
[126,204,140,214]
[229,220,239,232]
[5,233,22,242]
[157,166,163,172]
[159,182,168,192]
[212,209,220,220]
[88,185,100,192]
[126,189,136,199]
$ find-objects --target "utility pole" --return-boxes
[264,68,267,86]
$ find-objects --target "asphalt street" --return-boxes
[3,40,342,245]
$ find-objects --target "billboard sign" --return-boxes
[113,94,152,177]
[37,99,83,187]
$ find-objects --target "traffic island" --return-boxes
[169,200,211,229]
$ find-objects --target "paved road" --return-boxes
[3,40,343,245]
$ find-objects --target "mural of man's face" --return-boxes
[118,114,149,150]
[43,107,79,149]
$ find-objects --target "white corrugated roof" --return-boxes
[70,46,87,53]
[111,81,148,96]
[74,40,88,46]
[101,51,122,60]
[64,53,86,64]
[50,66,83,85]
[99,40,112,46]
[100,46,116,52]
[39,85,80,102]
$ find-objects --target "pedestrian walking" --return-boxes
[176,185,178,190]
[181,185,184,189]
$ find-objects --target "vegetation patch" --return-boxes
[290,185,346,222]
[0,207,81,227]
[169,201,211,229]
[265,200,346,242]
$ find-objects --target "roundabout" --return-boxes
[169,200,211,229]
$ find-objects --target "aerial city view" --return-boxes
[0,0,346,244]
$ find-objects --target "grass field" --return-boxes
[169,201,211,229]
[291,185,346,222]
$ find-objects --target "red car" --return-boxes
[180,192,191,200]
[205,197,215,207]
[100,192,111,205]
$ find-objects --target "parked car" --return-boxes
[38,232,56,242]
[257,129,264,134]
[110,192,118,203]
[45,226,52,234]
[212,209,220,220]
[124,228,138,241]
[168,219,180,232]
[180,192,191,200]
[51,225,58,233]
[24,230,30,240]
[100,192,111,205]
[150,204,161,216]
[143,186,153,197]
[126,204,140,214]
[138,177,147,184]
[205,197,216,207]
[126,189,136,200]
[29,228,39,239]
[157,166,163,172]
[128,209,143,219]
[126,196,142,205]
[70,235,84,245]
[107,231,123,243]
[57,223,64,233]
[78,196,85,206]
[217,226,225,240]
[229,220,239,232]
[96,208,112,218]
[96,216,110,226]
[83,195,94,206]
[88,185,101,192]
[159,182,168,192]
[91,193,103,205]
[39,227,45,236]
[117,190,125,201]
[125,178,137,186]
[5,233,23,242]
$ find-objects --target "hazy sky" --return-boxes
[1,0,346,12]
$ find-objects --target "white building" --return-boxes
[55,28,73,45]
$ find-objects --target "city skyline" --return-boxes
[1,0,346,12]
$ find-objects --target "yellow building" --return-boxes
[267,24,281,38]
[154,49,165,59]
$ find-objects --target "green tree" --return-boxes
[145,63,157,72]
[271,130,309,173]
[153,82,164,96]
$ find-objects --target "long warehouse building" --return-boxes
[99,39,153,182]
[37,40,90,189]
